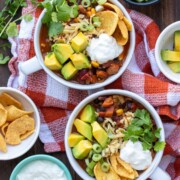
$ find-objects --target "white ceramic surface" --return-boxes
[65,89,170,180]
[19,0,135,90]
[155,21,180,84]
[0,87,40,160]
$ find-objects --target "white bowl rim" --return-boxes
[34,0,136,90]
[65,89,165,180]
[0,87,40,160]
[155,21,180,84]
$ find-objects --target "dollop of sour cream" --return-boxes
[86,33,123,64]
[16,160,67,180]
[120,140,152,170]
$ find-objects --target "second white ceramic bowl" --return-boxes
[65,89,169,180]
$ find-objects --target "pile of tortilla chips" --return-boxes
[0,92,35,153]
[96,2,132,46]
[94,154,139,180]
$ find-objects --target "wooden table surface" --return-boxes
[0,0,179,179]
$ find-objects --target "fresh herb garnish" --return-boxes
[123,109,166,152]
[0,53,10,65]
[41,0,79,38]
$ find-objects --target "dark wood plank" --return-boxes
[0,0,179,179]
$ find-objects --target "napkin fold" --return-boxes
[7,0,180,179]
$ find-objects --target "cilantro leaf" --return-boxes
[51,12,58,22]
[42,11,52,24]
[0,53,10,65]
[48,22,64,38]
[142,140,153,150]
[70,5,79,18]
[154,128,161,138]
[123,109,165,152]
[6,22,18,37]
[23,14,33,22]
[57,12,70,22]
[154,141,166,152]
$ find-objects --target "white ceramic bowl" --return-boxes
[0,87,40,160]
[19,0,135,90]
[65,89,170,180]
[155,21,180,84]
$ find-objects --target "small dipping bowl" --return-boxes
[124,0,160,6]
[10,154,72,180]
[155,21,180,84]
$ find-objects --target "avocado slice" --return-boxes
[70,53,91,70]
[80,104,96,123]
[44,52,62,70]
[161,50,180,61]
[175,31,180,51]
[53,43,74,64]
[168,62,180,73]
[61,62,78,80]
[68,133,85,147]
[71,32,88,53]
[91,121,108,148]
[74,119,92,141]
[72,140,92,159]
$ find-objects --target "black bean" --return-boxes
[97,117,104,123]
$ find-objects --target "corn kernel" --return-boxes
[86,11,91,17]
[74,18,79,23]
[91,8,96,15]
[87,7,91,11]
[91,61,99,68]
[116,109,123,116]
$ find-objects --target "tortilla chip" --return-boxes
[116,156,134,174]
[0,92,22,109]
[118,20,128,39]
[113,26,128,46]
[20,130,34,140]
[103,3,124,19]
[94,162,121,180]
[0,108,7,127]
[1,122,9,136]
[0,103,4,109]
[5,105,33,122]
[110,154,136,179]
[123,16,132,31]
[0,133,7,153]
[96,11,118,35]
[5,115,35,145]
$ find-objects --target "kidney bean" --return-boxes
[106,63,120,75]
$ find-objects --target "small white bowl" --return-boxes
[155,21,180,84]
[65,89,170,180]
[0,87,40,160]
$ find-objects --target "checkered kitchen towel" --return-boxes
[7,0,180,179]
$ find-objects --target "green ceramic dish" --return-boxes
[10,154,72,180]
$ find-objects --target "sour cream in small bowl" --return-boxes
[10,154,72,180]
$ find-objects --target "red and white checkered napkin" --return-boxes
[7,1,180,179]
